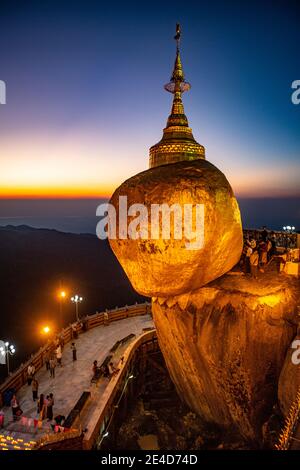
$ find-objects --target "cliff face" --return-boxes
[152,273,299,441]
[278,334,300,417]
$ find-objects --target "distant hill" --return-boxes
[0,225,146,377]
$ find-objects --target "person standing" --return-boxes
[37,394,47,420]
[47,393,54,421]
[245,242,252,274]
[270,234,277,258]
[27,364,35,385]
[11,394,21,421]
[56,345,62,367]
[44,350,50,371]
[71,342,77,361]
[49,356,56,378]
[250,249,259,279]
[261,226,268,242]
[104,311,109,326]
[32,378,39,401]
[72,324,78,339]
[259,239,268,268]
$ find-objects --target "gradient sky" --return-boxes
[0,0,299,198]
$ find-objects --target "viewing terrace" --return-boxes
[0,303,153,450]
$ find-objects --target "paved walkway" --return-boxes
[0,314,153,448]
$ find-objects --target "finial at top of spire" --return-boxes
[174,23,181,51]
[164,24,190,94]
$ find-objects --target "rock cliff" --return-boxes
[278,333,300,417]
[152,272,299,441]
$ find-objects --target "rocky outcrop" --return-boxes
[278,333,300,417]
[109,159,242,297]
[152,273,299,441]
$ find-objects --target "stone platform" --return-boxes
[0,314,153,449]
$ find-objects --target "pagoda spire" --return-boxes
[164,24,190,128]
[149,24,205,168]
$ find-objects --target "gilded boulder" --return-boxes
[108,158,242,297]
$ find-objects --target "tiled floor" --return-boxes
[0,314,153,446]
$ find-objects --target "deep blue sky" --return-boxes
[0,0,299,229]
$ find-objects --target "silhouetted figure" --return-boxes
[32,378,38,401]
[47,393,54,421]
[44,350,50,371]
[37,393,47,420]
[49,357,56,378]
[56,345,62,367]
[71,342,77,361]
[11,394,21,421]
[27,364,35,385]
[108,361,120,377]
[261,226,268,242]
[250,250,259,279]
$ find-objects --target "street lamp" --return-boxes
[283,225,296,233]
[42,326,51,335]
[0,341,16,375]
[58,290,67,328]
[71,295,83,322]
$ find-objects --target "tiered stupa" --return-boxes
[149,26,205,168]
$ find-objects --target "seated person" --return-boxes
[92,360,98,376]
[101,364,110,378]
[108,361,120,377]
[51,414,65,431]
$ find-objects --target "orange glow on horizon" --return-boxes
[0,186,112,199]
[0,133,299,199]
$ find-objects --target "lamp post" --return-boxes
[0,341,16,375]
[58,290,67,328]
[71,295,83,322]
[283,225,296,234]
[42,325,51,336]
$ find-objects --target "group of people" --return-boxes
[242,227,276,278]
[10,391,55,423]
[27,364,55,420]
[37,392,54,421]
[43,337,77,379]
[92,359,119,381]
[9,334,80,425]
[44,346,61,379]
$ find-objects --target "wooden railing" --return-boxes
[0,302,151,407]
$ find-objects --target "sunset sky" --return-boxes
[0,0,299,199]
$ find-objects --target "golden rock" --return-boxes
[109,159,242,297]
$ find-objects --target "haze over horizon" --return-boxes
[0,196,299,233]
